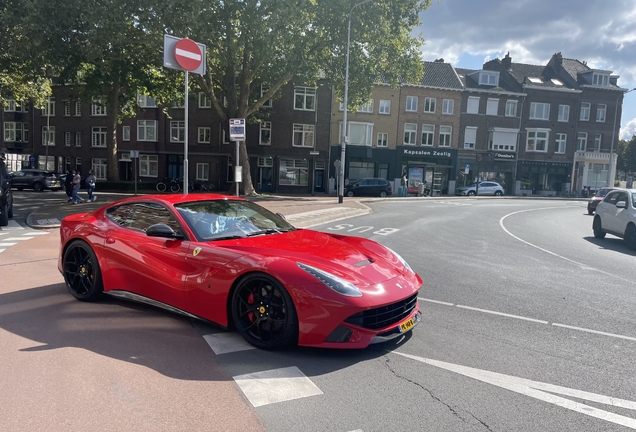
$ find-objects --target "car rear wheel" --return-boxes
[467,191,475,196]
[63,240,104,301]
[593,216,606,239]
[33,182,43,192]
[346,191,354,197]
[0,202,8,226]
[494,191,503,196]
[625,224,636,251]
[379,191,387,198]
[231,273,298,349]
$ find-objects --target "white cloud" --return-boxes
[621,117,636,140]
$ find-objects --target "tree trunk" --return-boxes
[107,84,121,181]
[239,140,255,195]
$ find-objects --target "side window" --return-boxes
[617,192,628,204]
[605,192,619,205]
[106,203,183,234]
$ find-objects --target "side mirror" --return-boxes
[616,201,628,209]
[146,223,184,240]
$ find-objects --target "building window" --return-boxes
[439,126,451,147]
[558,105,570,122]
[421,124,434,146]
[467,96,479,114]
[529,102,550,120]
[377,132,388,147]
[278,159,308,186]
[198,127,211,144]
[489,129,517,151]
[139,155,159,177]
[486,98,499,116]
[379,99,391,114]
[294,87,316,111]
[41,98,55,116]
[340,122,373,146]
[170,121,185,143]
[406,96,418,112]
[92,158,107,180]
[3,122,16,141]
[64,101,71,117]
[464,127,477,149]
[442,99,454,115]
[260,122,271,145]
[555,133,567,154]
[357,100,373,113]
[137,120,157,142]
[404,123,417,145]
[505,100,517,117]
[5,100,16,112]
[479,72,499,86]
[424,97,436,113]
[577,132,587,151]
[292,124,314,147]
[91,97,107,116]
[221,126,229,144]
[196,163,209,181]
[65,132,72,146]
[580,102,590,121]
[596,104,606,122]
[592,73,609,87]
[526,129,549,152]
[122,126,130,141]
[91,127,107,147]
[199,92,211,108]
[137,94,157,108]
[42,126,55,146]
[75,132,81,147]
[74,101,82,116]
[260,84,272,108]
[594,133,602,152]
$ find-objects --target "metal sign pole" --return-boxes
[183,71,189,195]
[134,155,138,195]
[236,140,240,196]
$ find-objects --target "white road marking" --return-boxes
[419,297,636,343]
[5,220,23,230]
[394,352,636,429]
[203,332,256,355]
[233,366,323,407]
[26,231,50,236]
[0,242,18,247]
[3,237,33,241]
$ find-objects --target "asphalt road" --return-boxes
[2,196,636,431]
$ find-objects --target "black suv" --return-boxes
[345,178,392,197]
[0,157,14,226]
[10,169,62,192]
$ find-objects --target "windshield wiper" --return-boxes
[209,234,246,241]
[245,228,292,237]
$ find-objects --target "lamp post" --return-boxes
[338,0,372,203]
[608,87,635,186]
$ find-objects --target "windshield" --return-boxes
[175,199,296,241]
[596,189,611,197]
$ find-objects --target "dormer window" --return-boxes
[479,72,499,86]
[592,73,609,87]
[528,77,542,84]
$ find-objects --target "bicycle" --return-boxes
[197,181,216,192]
[155,177,180,193]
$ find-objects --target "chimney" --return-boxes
[501,52,512,70]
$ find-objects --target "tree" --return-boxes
[617,135,636,175]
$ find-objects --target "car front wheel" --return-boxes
[63,240,104,301]
[346,191,354,197]
[379,191,387,198]
[593,216,606,239]
[494,191,503,196]
[33,182,43,192]
[467,191,475,196]
[231,273,298,349]
[625,224,636,251]
[0,202,8,226]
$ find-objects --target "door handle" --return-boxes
[106,237,115,244]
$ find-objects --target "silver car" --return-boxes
[592,188,636,250]
[455,181,504,196]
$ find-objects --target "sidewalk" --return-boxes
[26,192,373,230]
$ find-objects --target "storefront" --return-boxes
[397,147,457,195]
[456,151,516,195]
[517,160,572,196]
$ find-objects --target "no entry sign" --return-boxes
[163,35,206,75]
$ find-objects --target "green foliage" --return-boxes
[617,135,636,174]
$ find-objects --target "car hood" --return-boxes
[214,229,413,287]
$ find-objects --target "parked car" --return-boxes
[0,157,14,226]
[587,187,617,215]
[10,169,62,191]
[592,188,636,250]
[455,181,504,196]
[345,178,392,197]
[58,194,422,349]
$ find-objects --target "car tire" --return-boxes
[231,272,298,350]
[33,182,43,192]
[0,202,8,226]
[494,191,503,196]
[379,191,387,198]
[588,209,594,215]
[7,200,13,219]
[467,191,475,196]
[346,191,354,197]
[593,216,606,239]
[625,224,636,251]
[62,240,104,302]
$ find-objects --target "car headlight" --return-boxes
[297,262,362,297]
[383,246,414,273]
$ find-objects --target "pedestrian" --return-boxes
[86,169,97,202]
[401,173,407,197]
[64,169,73,202]
[71,169,83,204]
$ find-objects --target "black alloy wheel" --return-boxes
[0,202,8,226]
[33,182,43,192]
[625,224,636,251]
[63,240,104,301]
[347,191,355,197]
[231,273,298,349]
[494,191,503,196]
[593,216,606,239]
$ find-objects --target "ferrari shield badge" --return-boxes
[193,247,202,257]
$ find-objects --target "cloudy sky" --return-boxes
[415,0,636,140]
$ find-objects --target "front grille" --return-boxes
[345,293,418,330]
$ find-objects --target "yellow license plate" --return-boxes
[398,317,415,333]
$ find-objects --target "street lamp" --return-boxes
[608,87,635,186]
[339,0,372,204]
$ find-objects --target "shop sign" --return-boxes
[493,152,516,160]
[403,148,453,158]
